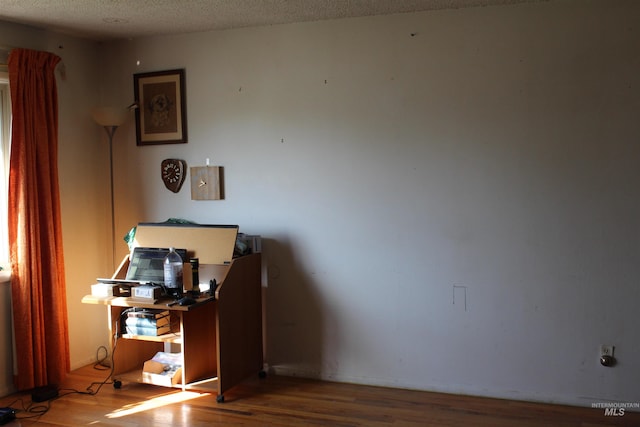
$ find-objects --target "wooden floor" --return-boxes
[0,365,637,426]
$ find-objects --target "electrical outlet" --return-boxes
[600,345,614,356]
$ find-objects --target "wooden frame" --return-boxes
[133,69,187,145]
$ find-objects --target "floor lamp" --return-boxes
[92,107,129,270]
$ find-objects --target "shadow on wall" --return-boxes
[263,237,325,378]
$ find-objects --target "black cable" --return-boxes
[84,321,124,395]
[93,345,110,370]
[7,311,131,421]
[9,306,176,421]
[10,398,50,420]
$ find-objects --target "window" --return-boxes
[0,72,10,266]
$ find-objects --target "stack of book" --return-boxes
[125,309,171,336]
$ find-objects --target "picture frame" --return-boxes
[133,69,187,145]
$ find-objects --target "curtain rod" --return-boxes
[0,51,8,67]
[0,45,63,55]
[0,45,13,67]
[0,46,66,75]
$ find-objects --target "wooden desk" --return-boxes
[82,253,263,403]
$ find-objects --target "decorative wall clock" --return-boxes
[161,158,187,193]
[190,165,223,200]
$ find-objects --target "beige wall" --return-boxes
[95,0,640,406]
[3,0,640,407]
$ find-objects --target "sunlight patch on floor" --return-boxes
[106,390,210,418]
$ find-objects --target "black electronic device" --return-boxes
[31,384,59,402]
[126,247,187,284]
[0,407,15,425]
[177,297,196,306]
[97,247,187,288]
[209,279,217,298]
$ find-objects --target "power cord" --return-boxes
[6,306,170,421]
[84,333,120,395]
[5,324,124,421]
[84,308,137,394]
[2,396,51,421]
[93,345,110,370]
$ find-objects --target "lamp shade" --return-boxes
[92,107,129,127]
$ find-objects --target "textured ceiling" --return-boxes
[0,0,543,42]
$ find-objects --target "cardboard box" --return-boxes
[91,283,120,297]
[141,352,183,387]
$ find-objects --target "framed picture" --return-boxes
[133,69,187,145]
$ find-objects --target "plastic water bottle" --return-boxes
[163,247,183,297]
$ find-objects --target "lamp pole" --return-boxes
[102,125,119,269]
[92,106,129,271]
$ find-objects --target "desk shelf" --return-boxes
[120,333,183,344]
[115,367,220,393]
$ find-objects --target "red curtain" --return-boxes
[8,48,70,390]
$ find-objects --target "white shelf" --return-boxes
[117,368,219,392]
[121,332,182,344]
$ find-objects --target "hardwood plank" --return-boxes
[0,365,637,426]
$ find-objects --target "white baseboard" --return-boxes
[268,364,637,411]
